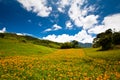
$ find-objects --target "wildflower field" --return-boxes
[0,48,120,80]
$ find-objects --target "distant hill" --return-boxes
[79,42,92,48]
[0,33,61,49]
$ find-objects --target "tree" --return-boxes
[71,40,79,48]
[60,42,72,49]
[112,32,120,45]
[60,40,80,49]
[93,29,113,50]
[0,33,5,38]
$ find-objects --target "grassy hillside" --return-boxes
[0,36,56,57]
[0,33,61,49]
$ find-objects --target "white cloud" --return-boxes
[88,13,120,34]
[16,33,25,36]
[43,30,94,43]
[67,0,99,30]
[82,15,99,30]
[53,24,62,30]
[74,30,94,43]
[66,21,73,29]
[44,24,62,32]
[43,34,73,43]
[0,27,6,33]
[68,0,88,20]
[58,7,65,13]
[17,0,52,17]
[16,33,34,36]
[57,0,71,13]
[44,28,52,32]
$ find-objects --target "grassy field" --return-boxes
[0,45,120,80]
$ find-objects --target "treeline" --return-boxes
[60,40,80,49]
[93,29,120,50]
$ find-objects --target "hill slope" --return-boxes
[0,33,61,48]
[0,33,57,57]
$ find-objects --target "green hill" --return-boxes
[0,33,61,48]
[0,33,59,57]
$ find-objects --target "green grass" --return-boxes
[0,39,56,57]
[83,48,120,60]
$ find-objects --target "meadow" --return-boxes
[0,34,120,80]
[0,47,120,80]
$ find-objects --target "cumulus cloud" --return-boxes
[18,0,98,29]
[66,21,73,29]
[57,0,71,13]
[17,0,52,17]
[43,34,73,43]
[67,0,99,30]
[88,13,120,34]
[53,24,62,30]
[0,27,6,33]
[43,30,94,43]
[74,30,94,43]
[82,15,99,30]
[44,24,62,32]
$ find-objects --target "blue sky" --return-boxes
[0,0,120,43]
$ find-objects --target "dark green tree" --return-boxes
[112,32,120,45]
[60,42,72,49]
[0,33,5,38]
[60,40,80,49]
[93,29,113,50]
[71,40,80,48]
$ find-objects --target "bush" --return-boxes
[60,40,80,49]
[0,33,5,38]
[61,42,72,49]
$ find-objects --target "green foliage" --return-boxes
[60,40,80,49]
[71,40,80,48]
[93,29,120,50]
[112,32,120,45]
[0,33,5,38]
[60,42,72,49]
